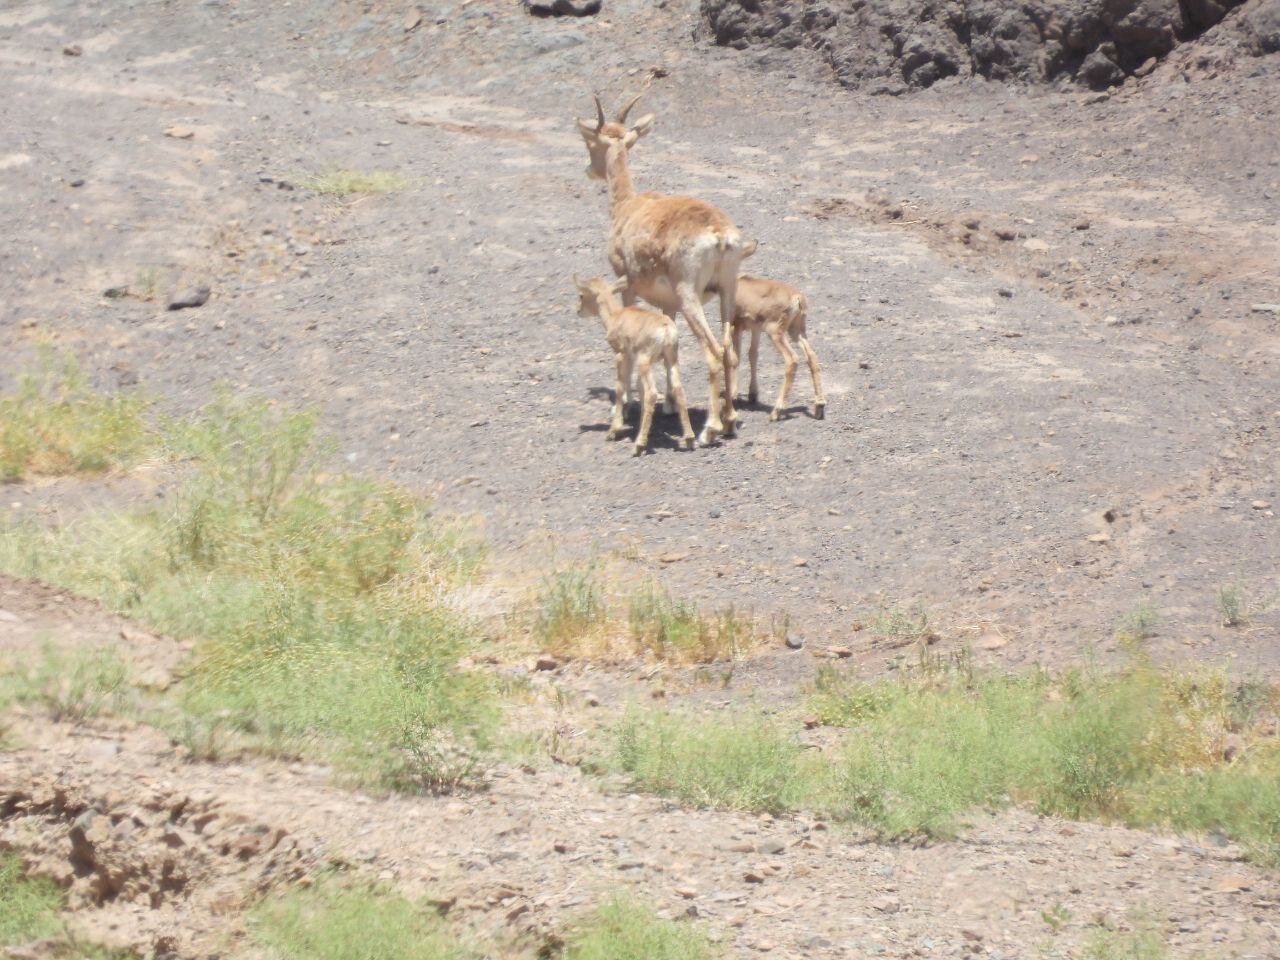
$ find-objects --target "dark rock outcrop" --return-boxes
[701,0,1277,90]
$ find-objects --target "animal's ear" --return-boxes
[624,113,655,146]
[576,117,597,140]
[741,239,759,259]
[573,274,588,292]
[610,277,629,294]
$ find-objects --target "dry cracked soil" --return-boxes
[2,0,1280,957]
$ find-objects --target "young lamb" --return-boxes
[575,275,696,455]
[724,274,826,421]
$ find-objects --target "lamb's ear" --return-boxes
[741,239,759,259]
[576,117,597,139]
[610,277,629,294]
[623,113,655,147]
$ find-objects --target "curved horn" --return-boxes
[592,94,606,129]
[615,92,644,124]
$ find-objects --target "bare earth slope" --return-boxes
[2,1,1278,661]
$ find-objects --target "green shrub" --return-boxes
[615,709,822,814]
[0,395,494,792]
[250,879,471,960]
[0,853,63,945]
[1,647,131,722]
[0,347,151,482]
[564,896,720,960]
[610,661,1280,862]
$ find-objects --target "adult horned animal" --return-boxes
[576,93,750,447]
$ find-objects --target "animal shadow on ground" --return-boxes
[579,386,713,452]
[738,395,821,421]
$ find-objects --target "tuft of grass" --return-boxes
[564,896,721,960]
[1082,917,1168,960]
[1,646,132,722]
[628,582,752,664]
[250,879,472,960]
[528,573,761,664]
[533,567,607,657]
[614,709,822,814]
[610,659,1280,862]
[0,346,151,483]
[305,168,410,196]
[865,601,932,644]
[0,853,63,945]
[0,392,494,793]
[1115,603,1159,645]
[1216,584,1246,627]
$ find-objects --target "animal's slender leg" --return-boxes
[796,331,826,419]
[748,327,761,405]
[665,343,695,450]
[634,357,658,456]
[729,323,744,403]
[661,356,675,415]
[677,285,726,446]
[607,352,629,440]
[716,269,740,435]
[768,321,799,422]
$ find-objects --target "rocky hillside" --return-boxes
[701,0,1280,90]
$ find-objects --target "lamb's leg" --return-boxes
[716,269,740,436]
[677,285,726,446]
[661,356,675,415]
[665,342,696,450]
[748,326,761,405]
[768,321,799,422]
[728,323,744,403]
[634,357,658,456]
[796,332,826,420]
[607,352,629,440]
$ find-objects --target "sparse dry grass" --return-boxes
[1,646,132,722]
[526,570,768,664]
[249,881,719,960]
[305,168,410,196]
[0,347,152,483]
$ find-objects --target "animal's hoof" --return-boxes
[606,429,620,441]
[632,444,645,457]
[683,436,696,451]
[770,408,782,422]
[697,428,719,448]
[814,403,826,420]
[748,391,759,405]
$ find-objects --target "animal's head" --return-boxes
[575,93,655,181]
[574,275,627,318]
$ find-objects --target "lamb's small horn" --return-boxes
[592,94,606,129]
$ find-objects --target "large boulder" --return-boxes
[1236,0,1280,53]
